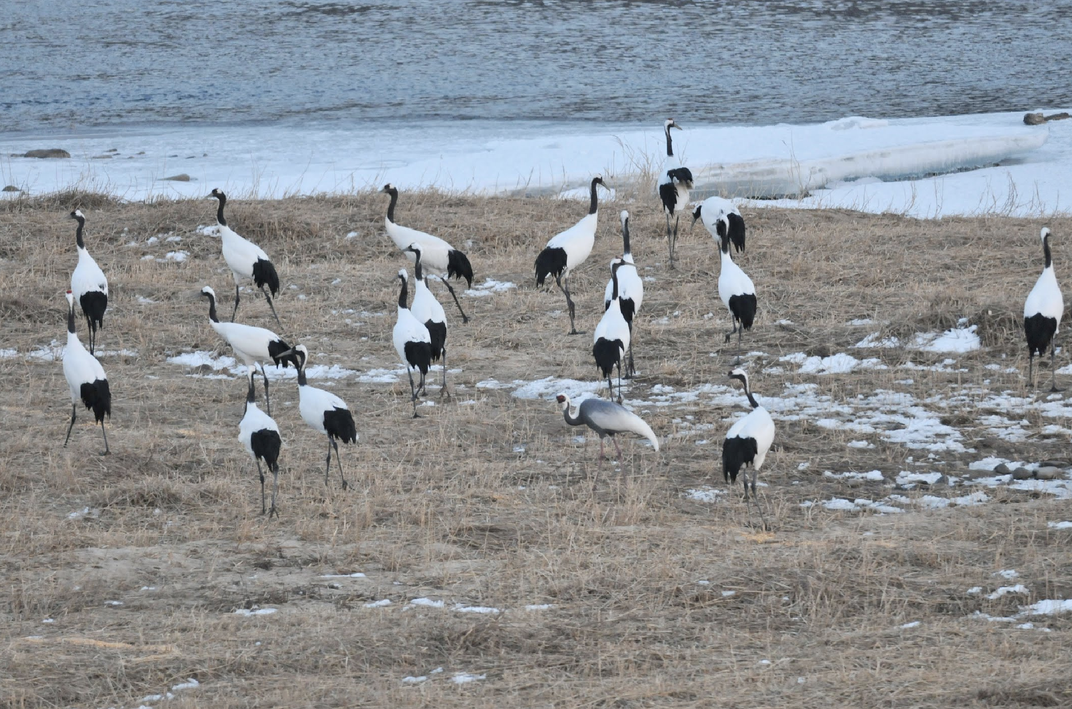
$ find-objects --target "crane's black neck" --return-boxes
[414,253,424,282]
[74,216,86,249]
[67,302,76,334]
[744,384,759,409]
[719,221,731,255]
[205,293,220,323]
[1044,233,1053,269]
[385,188,399,223]
[215,194,227,226]
[245,375,257,405]
[665,125,674,157]
[611,264,620,300]
[297,364,308,387]
[588,179,600,215]
[621,220,631,257]
[398,275,409,309]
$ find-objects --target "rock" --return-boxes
[2,185,19,192]
[1035,466,1064,480]
[933,475,949,487]
[20,148,70,159]
[1011,467,1033,480]
[1045,112,1071,122]
[1040,460,1070,469]
[1024,112,1046,125]
[91,154,113,160]
[162,173,192,182]
[994,463,1011,475]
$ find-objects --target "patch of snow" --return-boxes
[233,608,277,616]
[911,325,980,353]
[988,585,1029,600]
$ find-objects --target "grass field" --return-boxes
[2,187,1072,708]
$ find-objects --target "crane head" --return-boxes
[665,118,680,131]
[690,203,702,228]
[381,183,397,195]
[397,268,408,281]
[200,285,216,301]
[69,209,85,221]
[620,210,629,229]
[1041,227,1052,241]
[728,368,749,387]
[209,188,225,201]
[64,289,75,307]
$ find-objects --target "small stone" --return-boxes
[1024,112,1046,125]
[933,475,949,487]
[1011,467,1033,480]
[21,148,70,159]
[2,185,19,192]
[1035,466,1064,480]
[994,463,1011,475]
[162,173,192,182]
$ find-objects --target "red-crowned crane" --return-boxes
[279,344,356,490]
[603,211,643,376]
[381,184,474,323]
[555,393,659,466]
[692,195,746,254]
[238,371,283,517]
[68,210,108,355]
[715,215,757,364]
[723,368,775,528]
[208,189,283,329]
[62,290,111,454]
[393,269,433,417]
[657,118,693,267]
[200,286,298,416]
[1024,227,1065,391]
[594,259,630,403]
[535,175,608,334]
[405,244,449,397]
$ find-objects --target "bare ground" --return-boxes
[1,189,1071,708]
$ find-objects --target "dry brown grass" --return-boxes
[2,190,1072,708]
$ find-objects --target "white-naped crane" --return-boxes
[238,370,283,517]
[1024,227,1065,391]
[200,286,299,416]
[393,269,433,417]
[381,183,474,323]
[62,290,111,455]
[278,344,356,490]
[603,211,644,376]
[594,259,630,403]
[715,215,757,363]
[535,175,608,335]
[68,210,108,355]
[657,118,693,267]
[208,189,283,330]
[405,244,449,397]
[723,368,775,529]
[692,195,746,254]
[555,393,659,466]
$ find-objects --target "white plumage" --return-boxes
[393,269,433,417]
[69,210,108,355]
[200,286,297,416]
[62,290,111,454]
[534,175,607,334]
[723,368,775,507]
[556,393,659,465]
[284,345,357,490]
[238,373,283,517]
[406,244,449,396]
[381,184,474,322]
[209,189,283,329]
[603,211,643,375]
[657,118,694,266]
[691,196,746,254]
[1024,227,1065,390]
[716,223,758,362]
[593,259,631,402]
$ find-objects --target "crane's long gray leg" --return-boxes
[664,214,675,268]
[439,347,450,399]
[626,321,636,378]
[99,419,110,456]
[232,284,242,322]
[331,438,349,490]
[749,468,770,531]
[417,369,427,398]
[736,325,744,365]
[406,368,421,418]
[438,277,470,324]
[612,437,623,467]
[258,363,272,416]
[256,460,267,515]
[64,404,77,447]
[269,463,279,518]
[1029,353,1035,388]
[616,360,624,404]
[556,273,580,335]
[1051,336,1061,392]
[324,435,333,486]
[261,284,283,331]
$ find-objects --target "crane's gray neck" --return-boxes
[67,302,76,334]
[215,195,227,226]
[665,125,674,157]
[205,293,220,323]
[398,276,409,309]
[386,188,399,223]
[561,403,583,426]
[588,179,600,215]
[1044,233,1053,269]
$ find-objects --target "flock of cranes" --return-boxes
[56,119,1065,522]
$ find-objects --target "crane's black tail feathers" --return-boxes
[666,167,694,189]
[79,379,112,423]
[404,341,433,375]
[324,407,358,444]
[250,429,282,470]
[447,249,474,287]
[722,436,758,484]
[268,340,301,368]
[534,247,567,287]
[1025,314,1058,356]
[425,321,447,362]
[727,213,746,253]
[618,298,636,325]
[729,293,757,330]
[252,258,280,296]
[592,339,623,378]
[79,291,107,331]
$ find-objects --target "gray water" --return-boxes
[3,0,1069,131]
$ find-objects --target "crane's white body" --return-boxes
[725,406,775,471]
[63,322,107,404]
[219,223,271,284]
[718,243,756,312]
[239,402,280,458]
[1025,233,1064,324]
[694,196,742,237]
[210,319,286,369]
[394,298,432,365]
[658,154,690,216]
[71,248,108,307]
[298,382,349,436]
[411,272,447,330]
[594,295,631,359]
[386,220,456,276]
[546,212,598,274]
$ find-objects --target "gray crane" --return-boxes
[555,394,659,465]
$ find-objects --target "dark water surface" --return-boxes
[3,0,1069,131]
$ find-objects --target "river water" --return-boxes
[3,0,1069,132]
